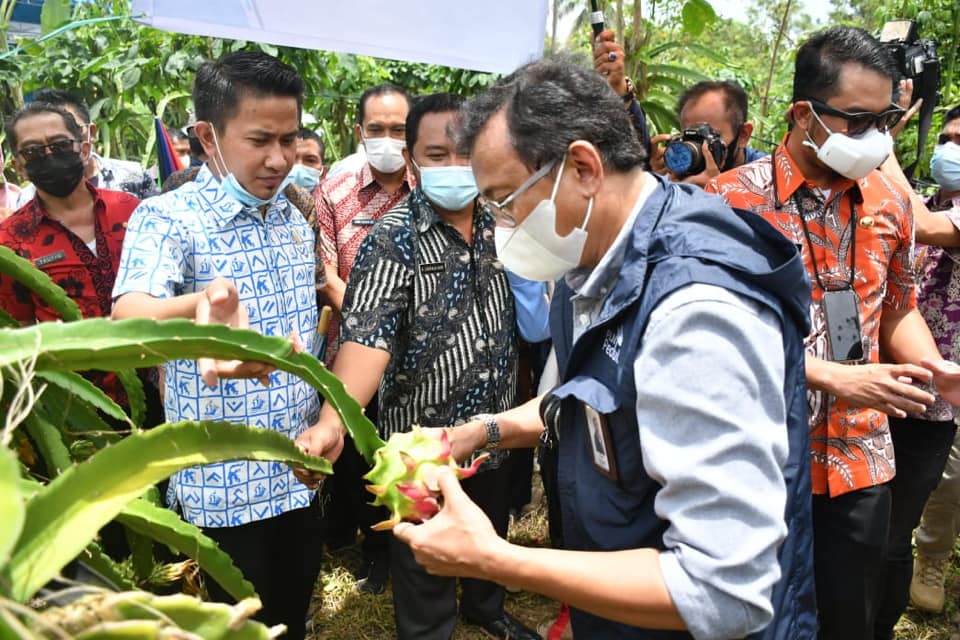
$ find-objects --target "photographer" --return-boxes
[651,80,764,187]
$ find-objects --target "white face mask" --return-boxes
[494,157,594,282]
[802,107,893,180]
[363,135,406,174]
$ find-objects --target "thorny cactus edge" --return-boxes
[363,426,487,530]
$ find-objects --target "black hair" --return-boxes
[5,101,84,151]
[169,128,188,142]
[31,88,91,125]
[458,56,646,171]
[298,127,325,159]
[945,105,960,127]
[188,135,205,158]
[792,26,897,103]
[406,93,465,152]
[357,82,410,124]
[193,51,304,131]
[677,80,749,131]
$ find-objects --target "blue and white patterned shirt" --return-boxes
[113,165,319,528]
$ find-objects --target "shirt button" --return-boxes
[859,216,874,229]
[579,313,590,325]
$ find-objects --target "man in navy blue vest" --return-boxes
[392,58,817,639]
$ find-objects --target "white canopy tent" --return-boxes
[132,0,549,74]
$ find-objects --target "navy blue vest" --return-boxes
[546,177,816,639]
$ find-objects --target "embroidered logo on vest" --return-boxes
[602,325,623,363]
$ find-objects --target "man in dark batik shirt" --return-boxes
[296,93,539,640]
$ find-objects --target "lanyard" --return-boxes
[771,149,858,291]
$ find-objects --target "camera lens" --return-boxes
[664,140,703,177]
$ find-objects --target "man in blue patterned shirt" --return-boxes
[112,52,321,640]
[295,93,539,640]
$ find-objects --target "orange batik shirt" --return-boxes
[706,136,916,497]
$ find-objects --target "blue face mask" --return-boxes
[211,127,291,208]
[931,142,960,192]
[415,163,479,211]
[289,163,322,192]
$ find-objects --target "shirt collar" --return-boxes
[411,189,490,235]
[566,172,657,299]
[358,162,413,192]
[774,133,857,207]
[194,164,292,228]
[25,180,104,231]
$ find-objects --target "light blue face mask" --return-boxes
[210,127,291,209]
[415,163,479,211]
[931,142,960,192]
[288,163,322,192]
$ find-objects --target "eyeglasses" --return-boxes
[484,160,558,228]
[938,132,960,146]
[805,98,905,136]
[17,139,78,163]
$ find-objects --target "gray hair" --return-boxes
[457,56,646,171]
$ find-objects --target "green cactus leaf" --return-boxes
[79,542,136,591]
[115,369,146,429]
[0,245,81,322]
[0,448,25,571]
[0,308,18,329]
[6,421,332,602]
[74,620,164,639]
[22,412,71,477]
[114,498,256,601]
[0,317,383,462]
[35,370,130,424]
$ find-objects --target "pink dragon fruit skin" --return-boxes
[364,426,487,530]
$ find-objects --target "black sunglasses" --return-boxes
[805,98,905,136]
[18,139,78,163]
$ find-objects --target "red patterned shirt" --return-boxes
[706,137,916,497]
[314,163,412,365]
[0,183,139,399]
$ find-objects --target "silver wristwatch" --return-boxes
[474,413,501,450]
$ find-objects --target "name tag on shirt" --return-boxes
[35,250,66,267]
[351,218,376,227]
[583,404,618,481]
[420,262,445,275]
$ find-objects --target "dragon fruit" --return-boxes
[364,425,487,530]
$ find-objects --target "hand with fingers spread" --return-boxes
[593,29,628,96]
[195,277,278,388]
[393,466,504,580]
[826,362,935,418]
[890,78,923,139]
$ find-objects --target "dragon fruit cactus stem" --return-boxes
[364,425,488,530]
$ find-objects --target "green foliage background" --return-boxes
[0,0,956,181]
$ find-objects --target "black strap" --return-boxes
[771,148,857,291]
[904,57,941,179]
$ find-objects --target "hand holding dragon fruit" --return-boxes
[364,426,487,530]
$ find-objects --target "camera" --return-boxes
[663,123,727,178]
[878,19,941,178]
[879,20,940,108]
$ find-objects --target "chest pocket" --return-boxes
[552,376,663,551]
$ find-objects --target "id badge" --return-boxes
[821,288,865,363]
[583,404,618,481]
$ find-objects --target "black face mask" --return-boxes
[721,125,743,172]
[25,151,85,198]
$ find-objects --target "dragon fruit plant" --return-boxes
[363,426,487,530]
